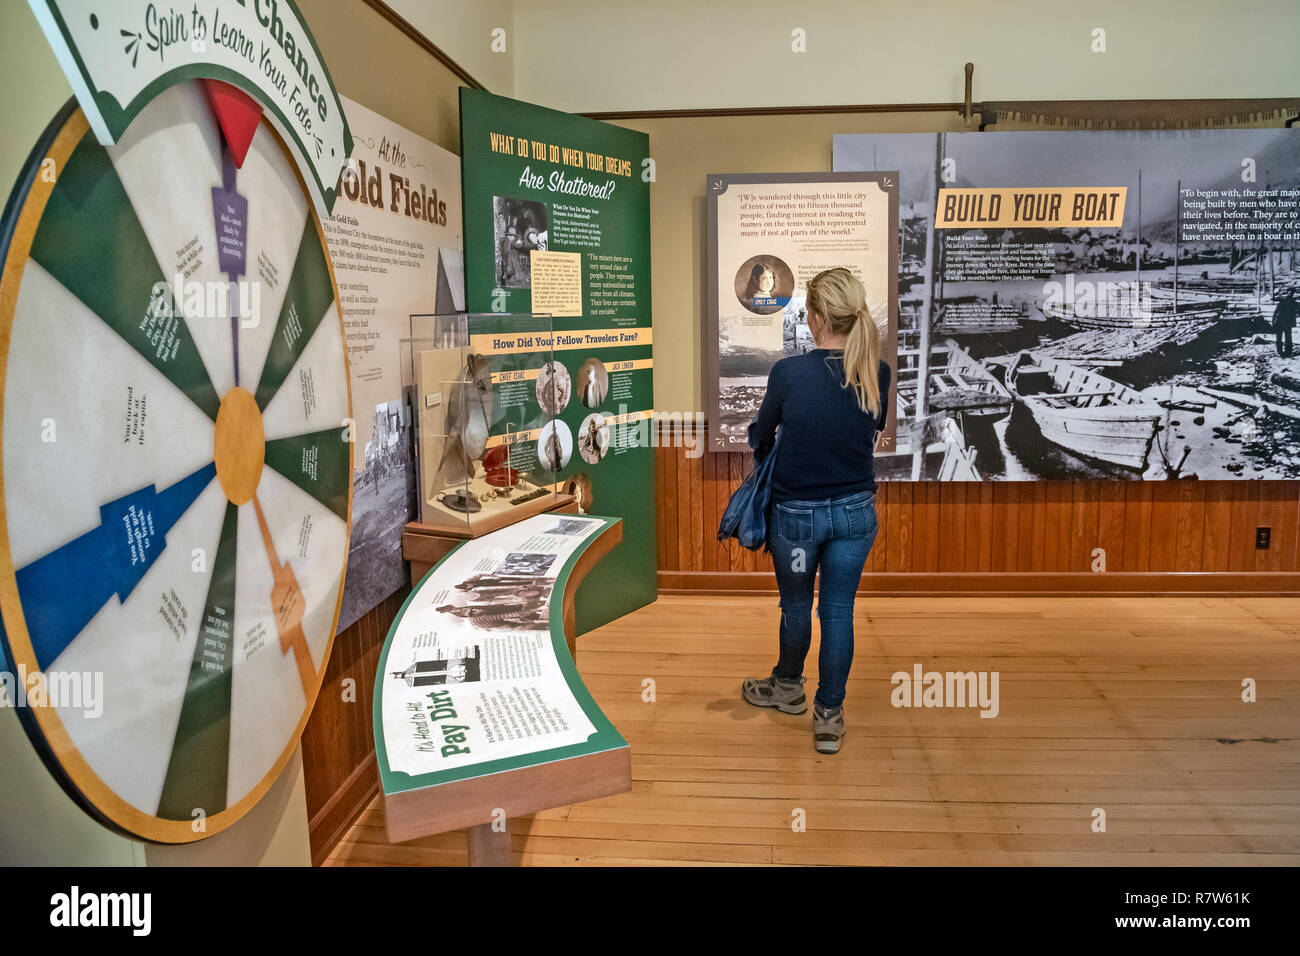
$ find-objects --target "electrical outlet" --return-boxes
[1256,526,1271,550]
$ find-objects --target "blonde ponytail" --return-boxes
[806,268,882,417]
[844,304,882,417]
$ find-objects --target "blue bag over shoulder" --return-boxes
[717,421,779,553]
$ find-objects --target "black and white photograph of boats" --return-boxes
[835,129,1300,480]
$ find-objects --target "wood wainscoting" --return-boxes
[655,423,1300,594]
[301,589,406,864]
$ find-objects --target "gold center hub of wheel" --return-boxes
[214,387,266,505]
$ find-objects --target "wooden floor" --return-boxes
[324,594,1300,866]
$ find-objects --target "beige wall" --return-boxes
[297,0,469,154]
[386,0,514,94]
[392,0,1299,410]
[0,695,309,865]
[513,0,1300,114]
[0,705,142,865]
[0,4,73,213]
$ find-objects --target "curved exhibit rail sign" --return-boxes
[0,83,352,843]
[374,513,626,799]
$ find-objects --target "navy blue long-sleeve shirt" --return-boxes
[753,350,892,503]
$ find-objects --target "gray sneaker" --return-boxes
[741,675,807,714]
[813,704,845,754]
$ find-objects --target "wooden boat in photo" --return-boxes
[875,414,981,481]
[928,339,1013,418]
[1047,171,1229,333]
[1165,273,1260,294]
[934,416,981,480]
[1036,313,1222,363]
[1004,351,1162,471]
[1156,277,1253,297]
[1047,294,1226,331]
[895,338,1013,421]
[1150,283,1279,323]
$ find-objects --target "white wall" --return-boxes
[509,0,1300,113]
[0,707,142,865]
[385,0,515,93]
[0,4,72,211]
[1,702,310,865]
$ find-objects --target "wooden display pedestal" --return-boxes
[401,492,579,582]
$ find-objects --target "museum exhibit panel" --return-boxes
[373,511,628,863]
[0,0,1296,902]
[457,86,657,634]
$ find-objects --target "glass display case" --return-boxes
[401,312,565,533]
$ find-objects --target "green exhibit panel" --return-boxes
[0,82,353,843]
[373,513,630,844]
[458,89,656,635]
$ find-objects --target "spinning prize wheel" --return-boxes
[0,81,352,842]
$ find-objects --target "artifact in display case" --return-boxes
[402,313,562,533]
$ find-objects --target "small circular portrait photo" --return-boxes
[577,357,609,409]
[734,255,794,315]
[535,360,571,415]
[577,412,611,464]
[537,419,573,471]
[562,473,593,512]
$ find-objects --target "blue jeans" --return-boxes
[767,488,878,711]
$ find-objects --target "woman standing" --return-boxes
[741,268,891,754]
